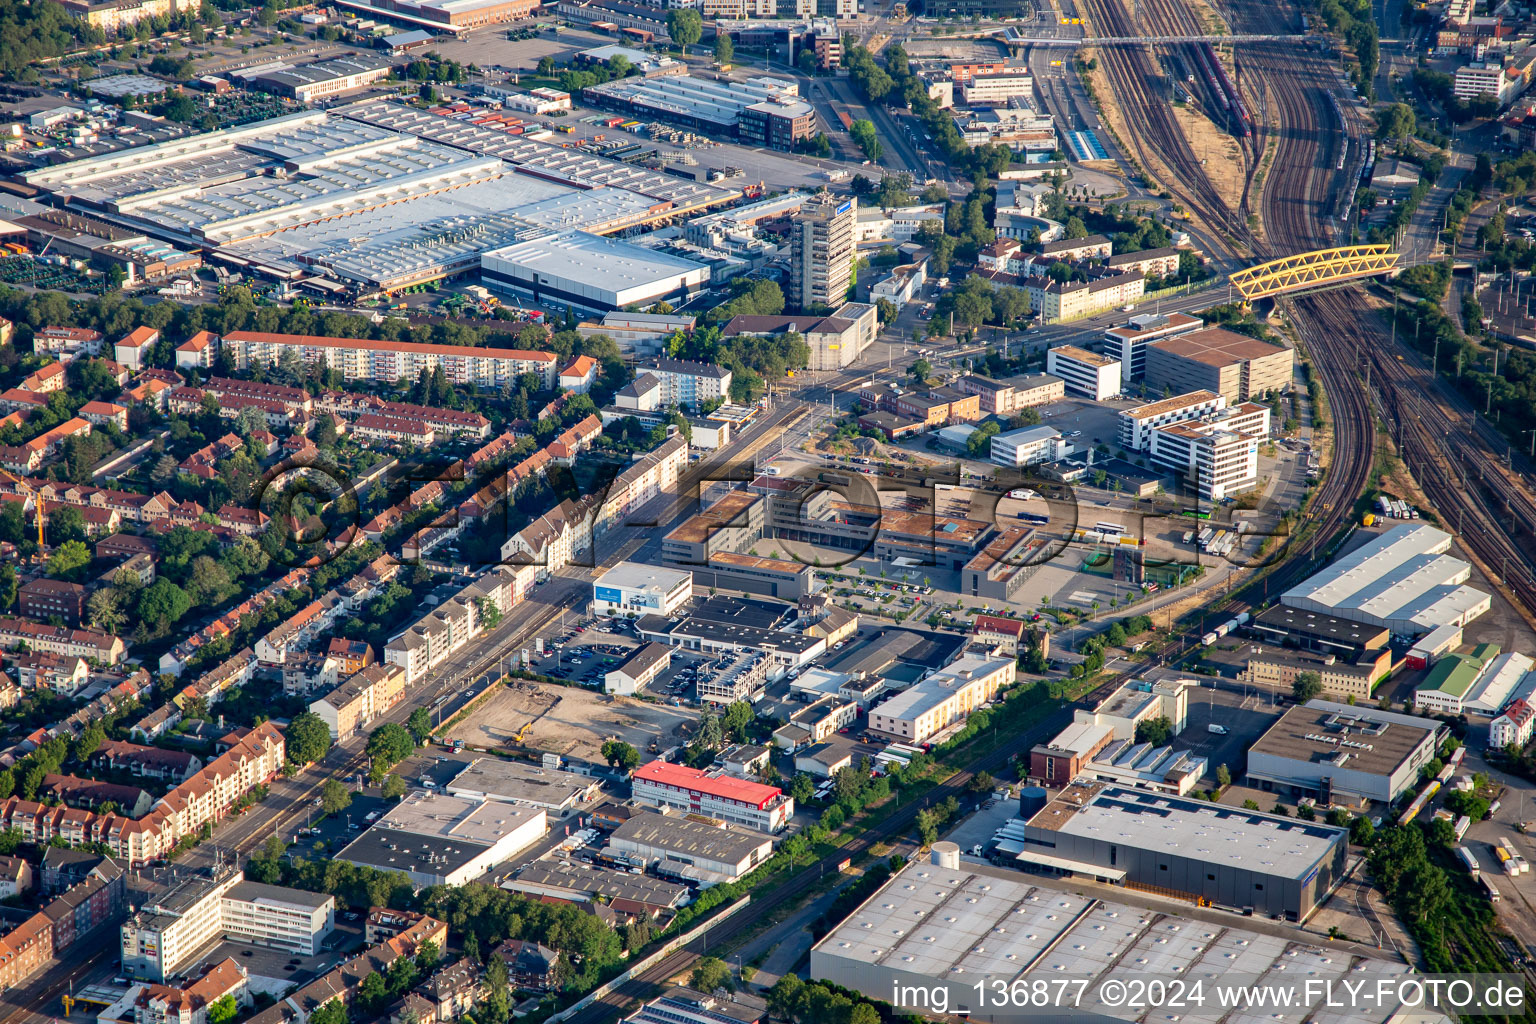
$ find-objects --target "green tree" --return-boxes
[483,953,511,1024]
[722,700,753,742]
[714,31,733,64]
[1134,716,1172,745]
[309,1001,347,1024]
[137,579,191,633]
[690,956,733,994]
[46,540,91,580]
[366,722,416,771]
[407,707,432,746]
[383,773,407,800]
[667,8,702,51]
[286,712,332,767]
[416,939,441,974]
[320,778,352,816]
[1215,764,1231,788]
[601,739,641,772]
[1350,815,1376,847]
[1377,102,1416,141]
[1291,671,1323,703]
[207,995,238,1024]
[790,773,815,803]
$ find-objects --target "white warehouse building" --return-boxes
[1280,523,1491,634]
[592,561,693,618]
[481,231,710,312]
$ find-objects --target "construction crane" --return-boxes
[0,466,45,548]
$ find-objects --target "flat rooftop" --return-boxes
[874,655,1011,722]
[708,551,808,576]
[1105,311,1202,339]
[658,615,821,654]
[1247,700,1439,778]
[377,790,544,845]
[226,881,334,910]
[509,860,688,907]
[1027,783,1345,881]
[337,827,489,878]
[1281,524,1489,631]
[1049,344,1117,368]
[596,561,693,593]
[1122,390,1221,421]
[666,491,760,545]
[810,860,1436,1024]
[445,757,595,809]
[484,230,707,289]
[1149,327,1290,366]
[611,811,771,861]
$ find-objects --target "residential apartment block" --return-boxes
[384,566,534,684]
[954,372,1064,415]
[0,722,285,866]
[867,655,1016,744]
[221,331,558,389]
[632,358,732,411]
[309,663,408,739]
[0,855,124,991]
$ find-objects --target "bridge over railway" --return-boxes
[1000,32,1310,45]
[1228,244,1403,301]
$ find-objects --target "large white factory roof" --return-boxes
[341,101,738,208]
[483,231,707,292]
[20,101,741,294]
[584,74,798,129]
[1280,523,1490,634]
[810,861,1439,1024]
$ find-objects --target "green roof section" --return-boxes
[1419,642,1502,698]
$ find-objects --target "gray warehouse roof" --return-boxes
[483,231,707,291]
[611,811,771,862]
[1026,783,1345,881]
[446,757,596,810]
[1247,700,1440,781]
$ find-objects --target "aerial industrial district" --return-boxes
[8,0,1536,1019]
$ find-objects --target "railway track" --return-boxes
[1063,0,1372,705]
[1233,0,1536,624]
[1073,0,1250,242]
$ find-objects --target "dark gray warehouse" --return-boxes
[1018,782,1348,922]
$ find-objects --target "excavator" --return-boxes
[0,466,46,548]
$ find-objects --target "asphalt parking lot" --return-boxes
[1170,679,1285,787]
